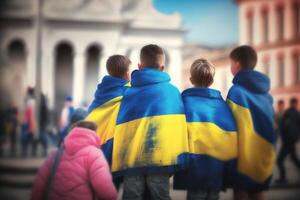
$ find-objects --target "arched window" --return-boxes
[84,44,101,104]
[276,4,284,41]
[261,5,269,43]
[4,39,27,107]
[277,52,285,87]
[246,10,254,44]
[8,39,26,61]
[292,50,300,85]
[293,1,300,37]
[54,42,74,124]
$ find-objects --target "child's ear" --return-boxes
[125,71,130,81]
[190,77,194,85]
[159,65,165,71]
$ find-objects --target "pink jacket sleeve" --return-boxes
[87,148,118,200]
[31,151,56,200]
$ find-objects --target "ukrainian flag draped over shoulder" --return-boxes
[226,69,276,190]
[174,88,237,190]
[112,68,189,177]
[86,75,129,165]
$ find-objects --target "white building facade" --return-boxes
[0,0,184,118]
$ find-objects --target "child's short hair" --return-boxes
[190,58,215,87]
[71,120,97,131]
[230,45,257,69]
[140,44,164,69]
[106,55,131,78]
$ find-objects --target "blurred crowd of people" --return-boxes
[275,97,300,184]
[0,87,88,158]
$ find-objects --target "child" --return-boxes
[86,55,131,167]
[112,44,189,200]
[31,120,117,200]
[173,59,237,200]
[226,45,276,200]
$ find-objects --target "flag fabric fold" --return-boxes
[86,75,129,166]
[174,87,237,190]
[226,69,276,191]
[112,68,189,177]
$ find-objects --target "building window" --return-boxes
[293,51,300,84]
[247,11,254,44]
[263,55,270,77]
[277,54,285,87]
[293,2,300,37]
[276,5,284,41]
[261,6,269,43]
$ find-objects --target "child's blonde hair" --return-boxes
[190,58,215,87]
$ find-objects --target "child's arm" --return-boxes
[31,151,56,200]
[88,148,118,200]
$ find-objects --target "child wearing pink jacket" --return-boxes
[31,121,117,200]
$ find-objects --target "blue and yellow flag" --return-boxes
[174,88,237,190]
[86,75,129,165]
[226,69,276,191]
[112,68,189,177]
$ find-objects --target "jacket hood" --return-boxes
[182,87,222,99]
[64,127,100,155]
[131,68,171,86]
[95,75,129,96]
[88,75,129,112]
[233,69,270,94]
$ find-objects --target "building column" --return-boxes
[168,48,182,90]
[41,49,55,109]
[99,51,109,80]
[285,0,295,40]
[26,40,36,88]
[73,50,86,106]
[269,4,277,43]
[253,6,262,46]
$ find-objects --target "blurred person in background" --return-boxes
[58,107,88,146]
[59,96,74,141]
[39,93,48,157]
[0,107,6,157]
[275,100,285,133]
[6,104,19,157]
[21,87,37,157]
[276,97,300,183]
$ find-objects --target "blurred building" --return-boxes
[0,0,184,120]
[183,0,300,108]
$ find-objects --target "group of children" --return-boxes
[32,44,276,200]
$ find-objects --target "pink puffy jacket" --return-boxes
[31,127,118,200]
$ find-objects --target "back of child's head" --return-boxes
[106,55,131,79]
[290,97,298,107]
[140,44,165,69]
[71,120,97,132]
[230,45,257,69]
[190,58,215,87]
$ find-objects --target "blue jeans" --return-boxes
[122,173,170,200]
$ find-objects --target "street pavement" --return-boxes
[0,142,299,200]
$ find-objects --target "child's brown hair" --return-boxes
[106,55,131,79]
[230,45,257,69]
[140,44,165,69]
[71,120,97,132]
[190,58,215,87]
